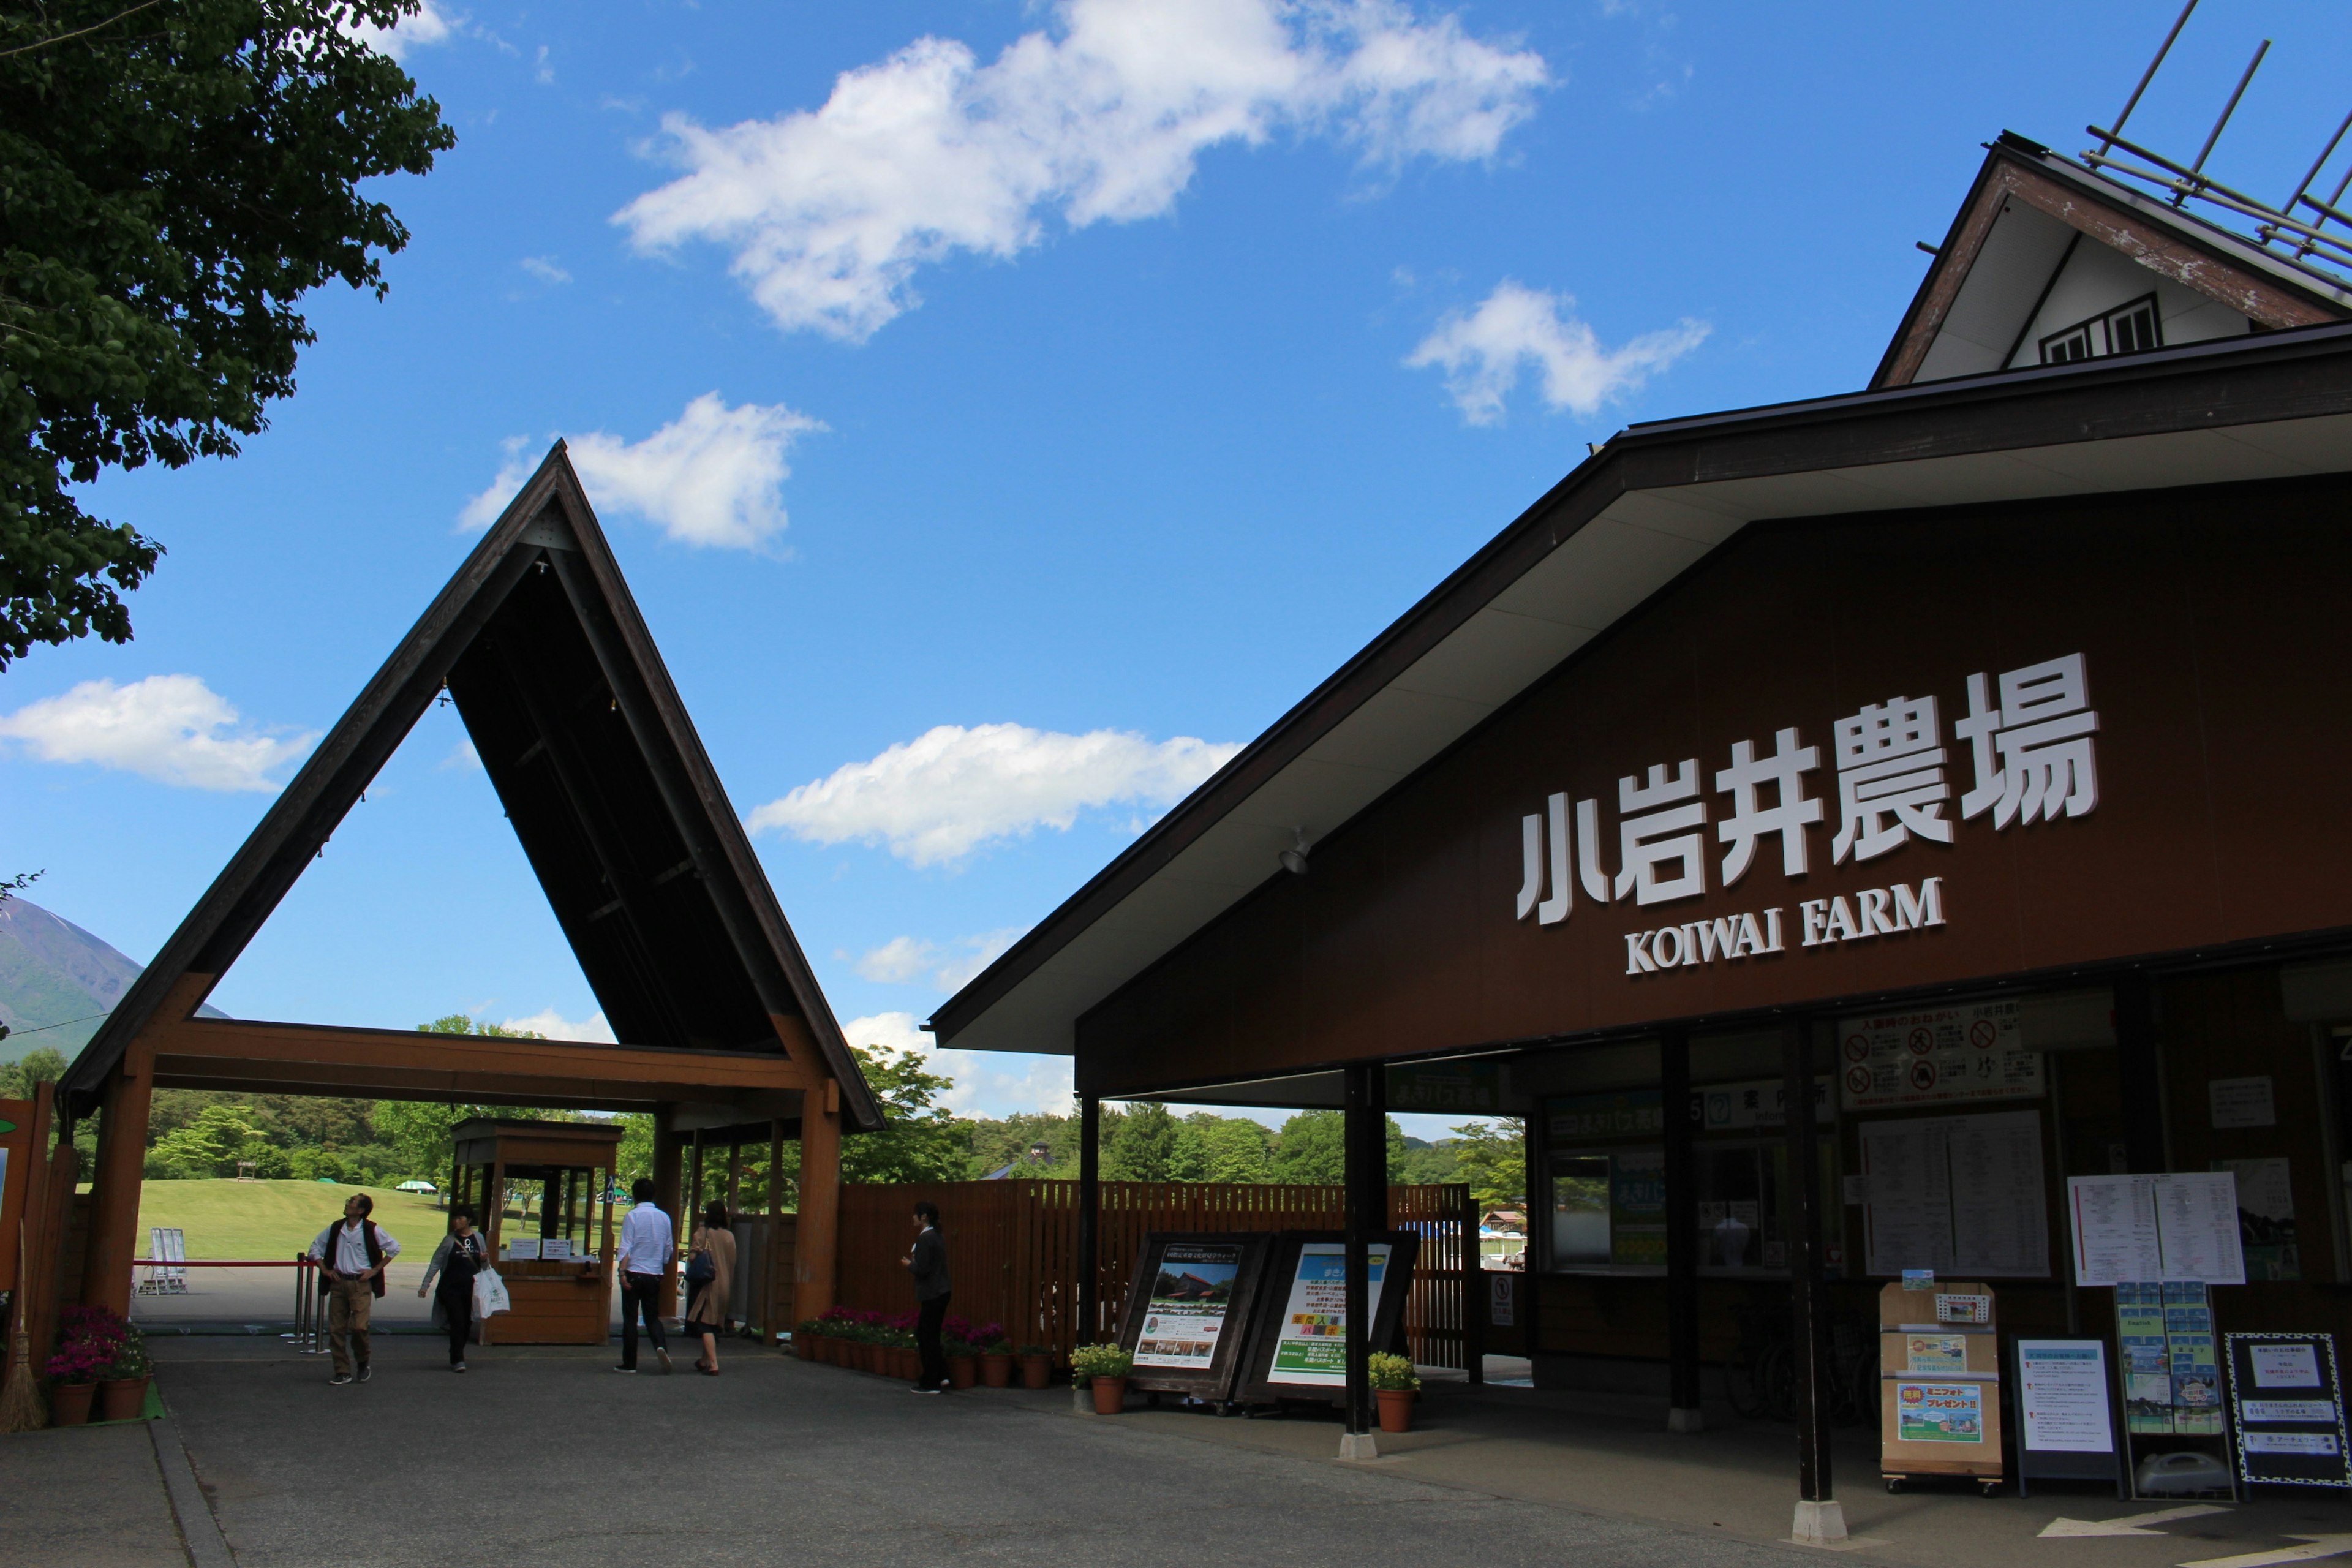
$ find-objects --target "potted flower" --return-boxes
[1368,1352,1420,1433]
[1072,1343,1133,1415]
[98,1322,152,1422]
[943,1331,979,1390]
[1017,1343,1055,1389]
[45,1306,129,1427]
[792,1318,823,1360]
[980,1336,1016,1388]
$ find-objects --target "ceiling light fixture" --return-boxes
[1279,828,1312,876]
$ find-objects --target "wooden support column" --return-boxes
[1077,1095,1101,1344]
[2116,970,2168,1174]
[1662,1025,1703,1433]
[765,1120,785,1349]
[1784,1017,1844,1545]
[653,1116,684,1317]
[1341,1061,1381,1452]
[80,1043,156,1313]
[797,1079,842,1320]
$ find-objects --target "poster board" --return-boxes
[1112,1232,1275,1401]
[1840,1000,2041,1109]
[1860,1109,2049,1278]
[2065,1173,2245,1286]
[1879,1281,2004,1483]
[1234,1231,1420,1407]
[2225,1333,2352,1490]
[2013,1339,2127,1497]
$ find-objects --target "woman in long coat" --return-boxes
[686,1200,736,1376]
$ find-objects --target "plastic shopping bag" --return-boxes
[474,1267,511,1318]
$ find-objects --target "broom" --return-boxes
[0,1223,48,1433]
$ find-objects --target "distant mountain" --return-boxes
[0,897,225,1064]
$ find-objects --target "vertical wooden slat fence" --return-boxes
[833,1181,1473,1370]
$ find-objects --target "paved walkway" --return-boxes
[7,1338,2352,1567]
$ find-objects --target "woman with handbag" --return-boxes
[417,1205,489,1372]
[684,1200,735,1376]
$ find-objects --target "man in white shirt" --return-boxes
[308,1193,400,1386]
[614,1178,674,1373]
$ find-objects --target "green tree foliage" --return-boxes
[0,1044,68,1097]
[1189,1114,1273,1183]
[834,1045,965,1186]
[1100,1101,1181,1181]
[1449,1117,1528,1214]
[146,1101,260,1178]
[962,1111,1080,1180]
[1266,1110,1408,1185]
[0,0,454,665]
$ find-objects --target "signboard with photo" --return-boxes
[1113,1232,1275,1402]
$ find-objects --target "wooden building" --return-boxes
[930,133,2352,1528]
[53,446,881,1327]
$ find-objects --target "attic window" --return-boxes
[2039,293,2162,366]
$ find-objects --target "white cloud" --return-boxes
[346,0,457,61]
[500,1008,616,1043]
[1406,279,1708,425]
[748,723,1241,867]
[856,927,1029,990]
[614,0,1548,341]
[0,676,315,792]
[439,739,482,772]
[843,1009,1074,1118]
[519,255,571,285]
[459,394,825,550]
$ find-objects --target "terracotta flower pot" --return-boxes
[1376,1389,1414,1434]
[948,1355,978,1390]
[50,1382,95,1427]
[864,1342,888,1374]
[898,1347,921,1381]
[98,1376,151,1422]
[821,1336,842,1366]
[1091,1375,1127,1415]
[981,1352,1013,1388]
[1021,1354,1053,1390]
[793,1336,815,1360]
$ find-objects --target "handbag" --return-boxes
[685,1249,715,1286]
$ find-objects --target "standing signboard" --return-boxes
[1113,1232,1275,1403]
[0,1098,30,1295]
[1234,1231,1420,1407]
[2013,1340,2127,1498]
[1879,1280,2005,1494]
[2225,1334,2352,1491]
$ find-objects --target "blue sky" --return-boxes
[6,0,2350,1130]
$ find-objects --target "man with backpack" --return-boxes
[309,1193,401,1386]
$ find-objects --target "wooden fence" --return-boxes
[835,1180,1477,1369]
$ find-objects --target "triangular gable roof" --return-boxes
[1874,132,2352,390]
[62,445,881,1129]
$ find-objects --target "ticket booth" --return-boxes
[451,1118,623,1346]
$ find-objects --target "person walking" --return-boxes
[685,1200,736,1376]
[309,1193,399,1386]
[902,1200,950,1393]
[416,1205,489,1372]
[615,1177,673,1374]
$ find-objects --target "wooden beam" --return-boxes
[148,1016,812,1091]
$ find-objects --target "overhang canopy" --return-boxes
[929,321,2352,1061]
[63,446,881,1129]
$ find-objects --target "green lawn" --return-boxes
[136,1179,451,1261]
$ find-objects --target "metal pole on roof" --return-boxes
[2099,0,2199,155]
[2282,107,2352,220]
[2180,38,2271,202]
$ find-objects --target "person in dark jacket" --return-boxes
[417,1205,489,1371]
[902,1200,951,1393]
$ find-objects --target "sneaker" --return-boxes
[612,1364,638,1374]
[910,1384,941,1395]
[328,1373,353,1386]
[657,1348,673,1375]
[453,1362,468,1373]
[357,1365,371,1384]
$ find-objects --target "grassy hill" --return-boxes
[137,1180,451,1260]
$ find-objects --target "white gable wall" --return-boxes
[1913,200,2075,382]
[2003,238,2250,368]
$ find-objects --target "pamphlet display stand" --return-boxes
[1233,1231,1419,1409]
[1878,1281,2003,1494]
[1114,1232,1275,1406]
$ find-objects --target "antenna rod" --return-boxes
[2184,37,2270,192]
[2101,0,2199,154]
[2285,107,2352,216]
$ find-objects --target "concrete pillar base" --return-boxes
[1337,1431,1381,1461]
[1790,1499,1848,1545]
[1667,1406,1705,1434]
[1072,1384,1095,1415]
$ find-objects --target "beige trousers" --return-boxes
[327,1276,374,1376]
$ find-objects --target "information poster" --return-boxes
[1841,1000,2041,1109]
[1267,1243,1393,1386]
[1135,1242,1246,1371]
[1860,1109,2048,1277]
[1896,1381,1986,1443]
[2067,1173,2245,1286]
[2117,1283,2173,1434]
[2018,1340,2116,1455]
[1610,1150,1667,1266]
[2226,1333,2352,1489]
[2216,1158,2299,1281]
[2165,1283,2223,1435]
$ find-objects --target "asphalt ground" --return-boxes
[8,1337,2352,1568]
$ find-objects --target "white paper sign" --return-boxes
[2209,1076,2277,1129]
[2245,1432,2341,1455]
[2253,1344,2323,1388]
[2244,1400,2338,1423]
[2065,1173,2244,1286]
[2018,1340,2114,1454]
[1861,1110,2048,1278]
[1841,1001,2041,1109]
